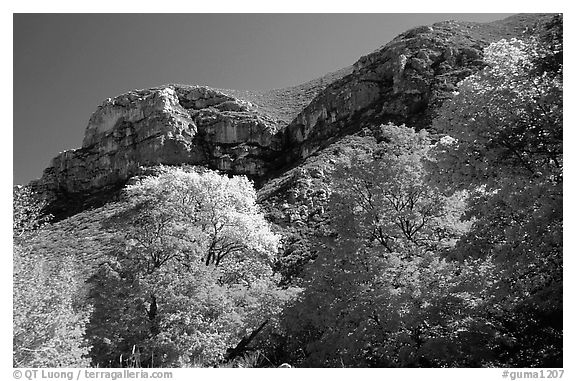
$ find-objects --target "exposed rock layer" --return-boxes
[31,14,554,217]
[282,15,548,161]
[34,86,284,196]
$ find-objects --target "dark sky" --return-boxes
[13,13,514,185]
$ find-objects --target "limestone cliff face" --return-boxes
[34,85,284,196]
[33,14,548,218]
[281,15,554,161]
[283,21,499,160]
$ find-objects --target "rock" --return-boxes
[32,85,285,204]
[279,19,510,164]
[31,14,555,219]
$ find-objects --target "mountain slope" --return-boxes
[217,66,354,127]
[30,14,555,221]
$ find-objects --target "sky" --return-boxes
[13,13,515,185]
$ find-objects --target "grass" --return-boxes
[216,66,353,127]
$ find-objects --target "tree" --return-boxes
[13,185,50,239]
[120,166,279,272]
[280,124,492,367]
[430,37,562,190]
[13,186,91,367]
[329,124,469,255]
[87,167,300,367]
[429,32,563,366]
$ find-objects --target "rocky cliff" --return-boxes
[282,15,551,161]
[31,14,554,218]
[33,85,286,196]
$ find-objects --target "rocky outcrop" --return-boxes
[282,15,554,161]
[32,14,553,218]
[282,22,491,161]
[33,85,285,199]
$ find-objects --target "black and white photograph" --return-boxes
[10,6,565,377]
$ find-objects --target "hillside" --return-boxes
[15,13,563,368]
[218,66,354,127]
[29,13,558,221]
[24,12,560,285]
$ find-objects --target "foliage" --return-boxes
[279,124,497,367]
[122,167,280,270]
[13,246,92,367]
[260,134,384,285]
[86,167,300,367]
[430,37,562,191]
[285,247,499,367]
[13,185,50,239]
[12,16,562,369]
[429,35,562,366]
[329,124,470,254]
[13,187,91,367]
